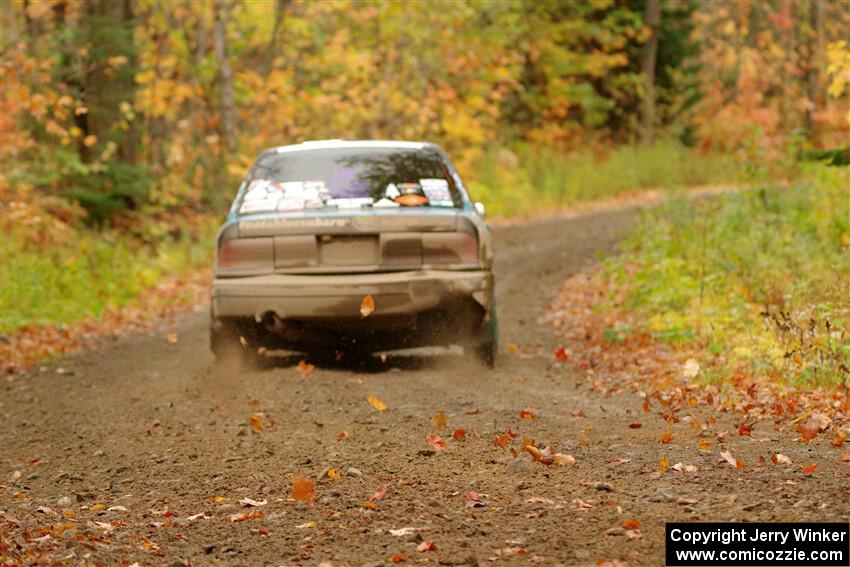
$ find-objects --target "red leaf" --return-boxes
[802,463,818,474]
[628,423,642,429]
[426,433,445,452]
[518,408,536,420]
[452,428,466,440]
[554,346,569,362]
[737,423,753,437]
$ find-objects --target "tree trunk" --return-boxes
[641,0,661,146]
[214,0,237,152]
[805,0,822,136]
[265,0,290,75]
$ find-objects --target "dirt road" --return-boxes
[2,207,847,566]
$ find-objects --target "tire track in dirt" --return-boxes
[2,206,847,566]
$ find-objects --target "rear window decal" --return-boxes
[326,197,374,208]
[421,178,452,206]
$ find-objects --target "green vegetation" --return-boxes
[603,164,850,387]
[469,142,743,218]
[0,220,217,333]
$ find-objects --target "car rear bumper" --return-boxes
[212,270,493,320]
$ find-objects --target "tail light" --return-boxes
[216,226,274,273]
[422,232,479,265]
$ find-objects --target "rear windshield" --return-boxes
[237,147,461,215]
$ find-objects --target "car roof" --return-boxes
[270,139,435,154]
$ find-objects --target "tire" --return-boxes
[475,341,496,369]
[210,314,264,369]
[474,296,498,369]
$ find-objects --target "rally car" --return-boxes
[210,140,497,367]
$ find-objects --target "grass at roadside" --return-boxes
[0,215,218,333]
[600,164,849,388]
[468,142,744,218]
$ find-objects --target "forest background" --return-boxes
[0,0,848,377]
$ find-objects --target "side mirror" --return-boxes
[474,202,486,218]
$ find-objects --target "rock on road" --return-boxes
[2,206,847,566]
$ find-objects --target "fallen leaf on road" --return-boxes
[296,521,317,529]
[249,413,264,432]
[574,498,593,510]
[518,408,536,420]
[417,541,437,552]
[290,477,316,503]
[737,423,753,437]
[771,453,792,465]
[452,428,466,440]
[658,456,669,473]
[554,346,569,362]
[426,433,446,452]
[362,501,376,510]
[239,498,267,507]
[336,431,349,442]
[698,439,713,452]
[553,453,576,465]
[187,513,209,520]
[296,360,315,377]
[465,492,486,508]
[432,412,448,430]
[106,505,127,512]
[628,423,642,429]
[507,343,518,353]
[659,432,673,443]
[622,519,640,529]
[527,496,554,505]
[389,527,417,536]
[832,434,847,447]
[625,529,642,540]
[493,433,510,448]
[229,510,266,522]
[720,450,744,470]
[796,415,822,441]
[801,463,818,474]
[523,444,554,465]
[389,554,406,563]
[166,333,178,344]
[671,462,698,472]
[371,485,392,501]
[360,294,375,317]
[367,395,387,411]
[642,399,651,414]
[327,469,341,479]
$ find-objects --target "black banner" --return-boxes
[666,522,849,566]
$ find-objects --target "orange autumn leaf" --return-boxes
[367,395,387,411]
[698,439,712,452]
[426,433,446,452]
[658,456,669,473]
[327,469,341,479]
[389,554,406,563]
[801,463,818,474]
[642,399,651,414]
[452,428,466,440]
[737,423,753,437]
[432,411,448,430]
[832,434,847,447]
[796,416,821,441]
[659,432,673,444]
[361,501,376,510]
[518,408,536,420]
[249,413,264,432]
[522,444,554,465]
[360,294,375,318]
[622,519,640,529]
[336,431,349,442]
[493,433,510,448]
[290,477,316,503]
[554,346,569,362]
[296,359,315,377]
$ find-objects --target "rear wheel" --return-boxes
[475,341,496,368]
[473,297,498,369]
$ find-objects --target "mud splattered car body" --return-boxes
[211,140,497,366]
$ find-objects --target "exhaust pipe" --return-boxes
[261,312,285,333]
